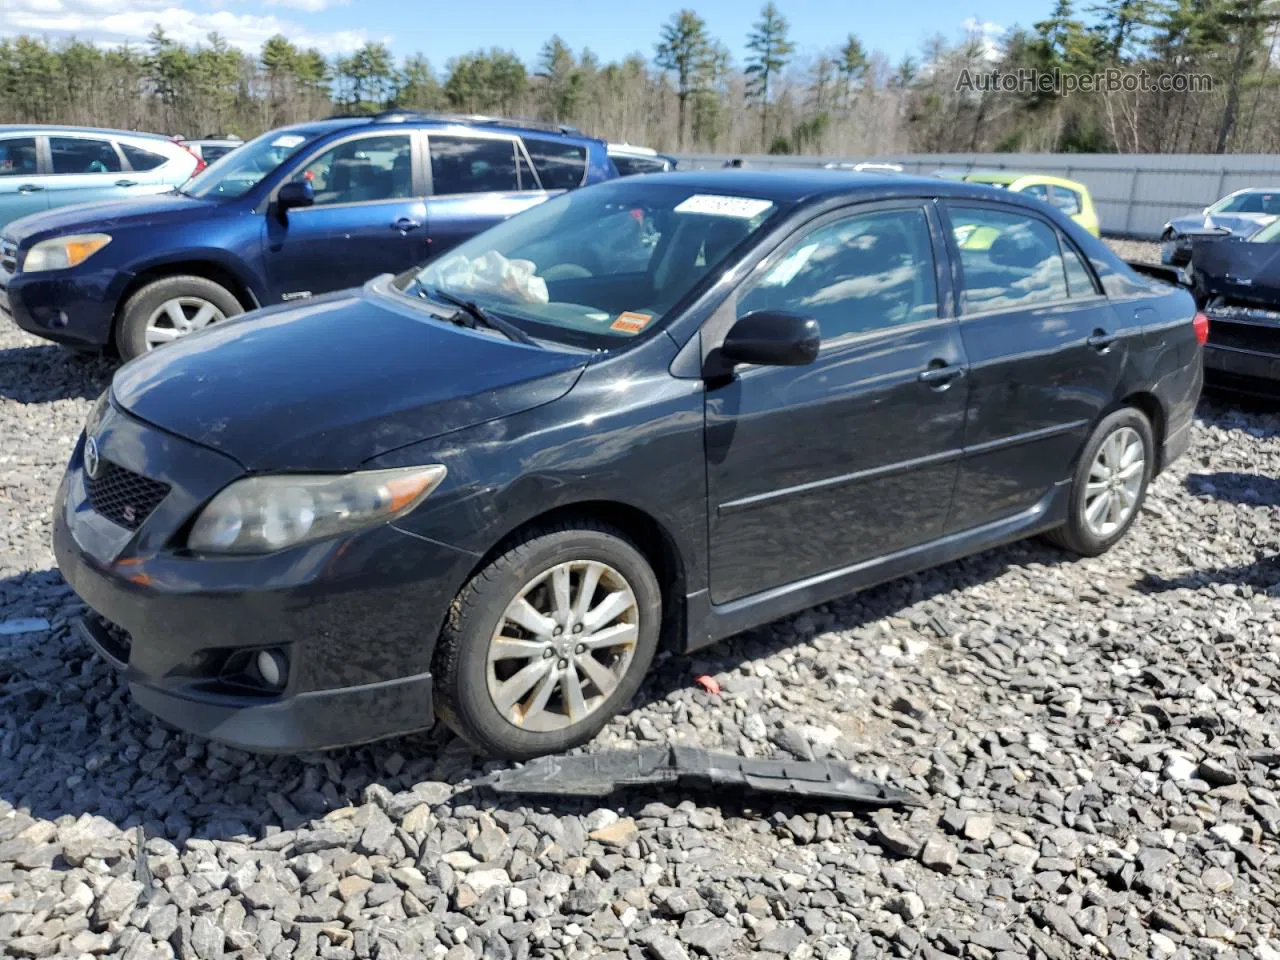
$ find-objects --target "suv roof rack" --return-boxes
[360,109,582,136]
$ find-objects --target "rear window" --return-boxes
[523,138,587,190]
[612,155,670,177]
[201,144,237,163]
[50,137,121,174]
[429,136,519,194]
[121,143,167,171]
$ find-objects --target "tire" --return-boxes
[1045,407,1155,557]
[433,521,662,760]
[115,275,243,361]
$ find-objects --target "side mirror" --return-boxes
[277,180,314,214]
[716,310,821,370]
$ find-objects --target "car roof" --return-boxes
[0,124,175,142]
[635,169,1071,210]
[963,171,1090,193]
[278,114,603,147]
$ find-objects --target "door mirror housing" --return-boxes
[277,180,314,214]
[714,310,821,371]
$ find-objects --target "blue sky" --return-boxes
[2,0,1042,64]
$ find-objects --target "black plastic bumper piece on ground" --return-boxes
[478,745,922,807]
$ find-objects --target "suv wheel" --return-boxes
[116,276,243,361]
[433,521,661,759]
[1047,407,1154,556]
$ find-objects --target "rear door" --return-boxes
[262,131,427,302]
[423,132,546,259]
[941,201,1135,532]
[704,202,969,604]
[0,136,48,230]
[117,140,184,196]
[43,135,132,210]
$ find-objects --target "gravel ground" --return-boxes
[4,291,1280,960]
[1104,238,1162,264]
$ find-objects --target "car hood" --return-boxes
[1168,212,1275,238]
[3,193,221,246]
[111,284,590,471]
[1191,236,1280,308]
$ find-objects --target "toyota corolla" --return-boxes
[54,171,1203,759]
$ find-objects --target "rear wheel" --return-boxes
[115,275,243,361]
[1046,407,1154,556]
[433,521,661,759]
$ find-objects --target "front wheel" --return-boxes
[1046,407,1154,556]
[115,275,243,361]
[433,521,662,759]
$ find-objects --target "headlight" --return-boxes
[188,465,447,554]
[23,233,112,273]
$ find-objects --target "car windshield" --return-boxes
[401,181,784,348]
[1251,219,1280,243]
[1210,191,1280,215]
[181,128,322,199]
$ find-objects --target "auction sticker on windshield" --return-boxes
[611,312,653,334]
[675,195,774,219]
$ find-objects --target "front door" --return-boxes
[423,133,547,261]
[940,201,1132,531]
[263,132,427,302]
[0,136,47,230]
[705,203,969,605]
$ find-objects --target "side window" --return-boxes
[613,156,668,177]
[428,136,519,194]
[1062,238,1098,296]
[738,208,939,341]
[516,149,536,190]
[50,137,121,174]
[292,135,412,206]
[1051,185,1082,216]
[523,138,587,190]
[120,143,167,171]
[0,138,38,177]
[949,205,1068,311]
[1020,183,1050,202]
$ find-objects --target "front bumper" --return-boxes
[53,401,478,752]
[1,261,125,349]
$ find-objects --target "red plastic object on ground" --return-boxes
[694,675,721,695]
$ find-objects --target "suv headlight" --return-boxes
[23,233,112,273]
[188,465,447,554]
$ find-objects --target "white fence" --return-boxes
[673,152,1280,240]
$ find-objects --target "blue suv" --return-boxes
[1,113,616,359]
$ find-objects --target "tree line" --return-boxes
[0,0,1277,155]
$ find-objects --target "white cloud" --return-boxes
[960,17,1004,61]
[266,0,350,13]
[1,0,370,55]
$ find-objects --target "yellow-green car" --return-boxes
[940,171,1101,245]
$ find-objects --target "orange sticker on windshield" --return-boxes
[611,312,652,334]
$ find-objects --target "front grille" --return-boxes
[1207,316,1280,357]
[0,239,15,274]
[87,459,170,530]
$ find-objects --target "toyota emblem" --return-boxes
[84,436,100,479]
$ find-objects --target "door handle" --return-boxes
[392,218,422,232]
[17,184,44,193]
[918,361,966,388]
[1087,329,1119,352]
[114,179,138,187]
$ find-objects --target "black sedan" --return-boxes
[55,171,1204,759]
[1190,222,1280,396]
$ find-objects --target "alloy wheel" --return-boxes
[144,296,226,350]
[485,560,639,732]
[1083,426,1145,538]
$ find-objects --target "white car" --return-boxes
[608,143,677,177]
[180,136,244,165]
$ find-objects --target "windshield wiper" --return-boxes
[414,282,541,348]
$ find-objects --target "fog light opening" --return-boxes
[254,649,288,689]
